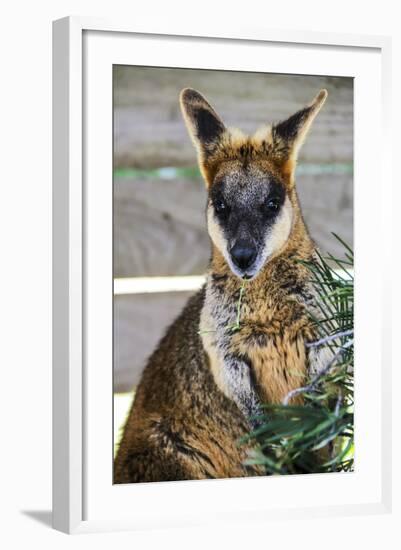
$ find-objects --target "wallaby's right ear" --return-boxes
[180,88,226,155]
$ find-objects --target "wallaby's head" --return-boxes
[180,88,327,280]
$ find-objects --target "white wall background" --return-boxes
[0,1,399,548]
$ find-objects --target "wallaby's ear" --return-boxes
[272,89,328,181]
[180,88,226,155]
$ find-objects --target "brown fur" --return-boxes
[114,290,264,482]
[114,88,328,483]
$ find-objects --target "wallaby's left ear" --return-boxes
[272,89,328,181]
[180,88,226,156]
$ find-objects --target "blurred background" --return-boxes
[113,67,353,440]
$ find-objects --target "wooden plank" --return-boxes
[114,291,194,392]
[113,173,353,278]
[114,68,353,168]
[298,172,353,255]
[114,176,209,277]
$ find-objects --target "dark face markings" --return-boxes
[209,164,286,252]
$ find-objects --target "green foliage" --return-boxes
[242,234,354,475]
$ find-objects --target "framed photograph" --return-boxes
[53,17,392,534]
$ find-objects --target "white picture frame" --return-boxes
[52,16,392,534]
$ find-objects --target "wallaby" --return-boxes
[114,88,329,483]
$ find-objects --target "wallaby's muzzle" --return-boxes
[230,239,257,272]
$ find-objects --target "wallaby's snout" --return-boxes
[230,239,257,272]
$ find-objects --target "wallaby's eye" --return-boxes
[264,197,280,213]
[214,198,228,215]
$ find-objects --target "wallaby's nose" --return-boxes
[230,240,257,270]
